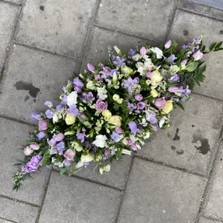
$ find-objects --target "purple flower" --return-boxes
[64,149,75,161]
[123,77,139,92]
[147,111,157,125]
[44,101,53,108]
[56,103,64,111]
[167,54,177,63]
[154,98,166,109]
[87,63,95,73]
[30,144,40,150]
[67,104,79,116]
[128,49,136,57]
[38,119,48,131]
[135,94,143,101]
[57,141,65,154]
[96,99,108,112]
[140,47,147,56]
[104,149,110,158]
[111,131,121,142]
[181,59,188,66]
[95,75,101,81]
[37,132,45,140]
[168,86,182,93]
[128,121,141,134]
[115,127,124,134]
[48,138,56,147]
[165,40,172,49]
[99,66,116,78]
[113,56,126,67]
[146,71,152,78]
[45,109,53,119]
[76,132,85,143]
[169,74,179,83]
[82,92,95,102]
[127,139,138,151]
[127,102,136,112]
[21,155,42,173]
[50,148,57,155]
[54,133,64,142]
[137,102,146,110]
[31,112,40,121]
[73,77,84,88]
[193,50,203,61]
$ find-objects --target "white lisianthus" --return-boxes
[66,91,77,106]
[53,113,59,123]
[97,87,108,100]
[122,149,132,155]
[159,116,168,128]
[76,161,84,169]
[132,54,142,61]
[92,134,107,148]
[150,47,163,59]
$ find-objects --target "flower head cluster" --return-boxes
[13,36,219,189]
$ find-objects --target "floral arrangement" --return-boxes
[12,37,223,190]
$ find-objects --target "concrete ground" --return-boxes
[0,0,223,222]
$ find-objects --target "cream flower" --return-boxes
[65,113,76,125]
[108,115,122,127]
[151,89,159,97]
[162,100,173,114]
[150,70,163,86]
[99,164,111,174]
[102,110,112,120]
[97,87,108,100]
[81,153,94,163]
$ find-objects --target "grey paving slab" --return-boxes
[203,144,223,219]
[96,0,177,42]
[199,217,222,223]
[39,172,122,223]
[168,10,223,99]
[179,0,223,21]
[82,26,150,67]
[5,0,22,4]
[0,118,50,205]
[0,2,19,70]
[118,158,206,223]
[0,197,38,223]
[0,45,78,122]
[16,0,98,58]
[191,0,223,10]
[138,94,223,175]
[74,155,132,190]
[0,219,12,223]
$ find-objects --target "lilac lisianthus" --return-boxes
[73,77,84,88]
[56,141,65,155]
[99,66,116,78]
[87,63,95,73]
[193,50,203,61]
[113,56,126,67]
[37,132,45,140]
[169,74,179,83]
[181,59,188,66]
[44,101,53,108]
[154,98,166,109]
[146,111,158,125]
[76,132,85,143]
[48,138,56,147]
[128,49,136,58]
[115,126,124,134]
[127,102,136,112]
[167,54,177,63]
[21,155,42,173]
[111,131,121,142]
[38,119,48,131]
[67,104,79,116]
[96,99,108,112]
[82,92,95,102]
[30,144,40,150]
[135,94,143,101]
[165,40,172,49]
[64,149,75,161]
[45,109,53,119]
[137,102,146,110]
[31,112,41,121]
[140,47,147,56]
[54,133,64,142]
[128,121,141,134]
[123,77,139,92]
[127,139,138,151]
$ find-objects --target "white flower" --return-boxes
[76,161,84,169]
[92,134,107,148]
[66,91,77,106]
[132,54,142,61]
[122,149,132,155]
[97,87,108,100]
[136,58,155,75]
[150,47,163,59]
[159,116,168,128]
[53,113,59,123]
[81,153,94,163]
[86,81,96,90]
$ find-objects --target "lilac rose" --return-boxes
[96,99,108,112]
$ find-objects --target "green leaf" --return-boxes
[209,42,217,51]
[186,61,199,72]
[176,102,184,110]
[40,151,51,166]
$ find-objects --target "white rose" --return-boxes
[150,47,163,59]
[92,134,107,148]
[66,91,77,106]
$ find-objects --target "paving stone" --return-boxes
[179,0,223,21]
[16,0,98,58]
[82,26,150,67]
[168,10,223,99]
[7,0,22,4]
[0,2,19,70]
[96,0,177,42]
[0,197,38,223]
[74,155,132,190]
[199,217,222,223]
[0,118,50,205]
[0,219,12,223]
[0,45,78,122]
[203,145,223,219]
[138,94,223,175]
[39,172,122,223]
[118,158,206,223]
